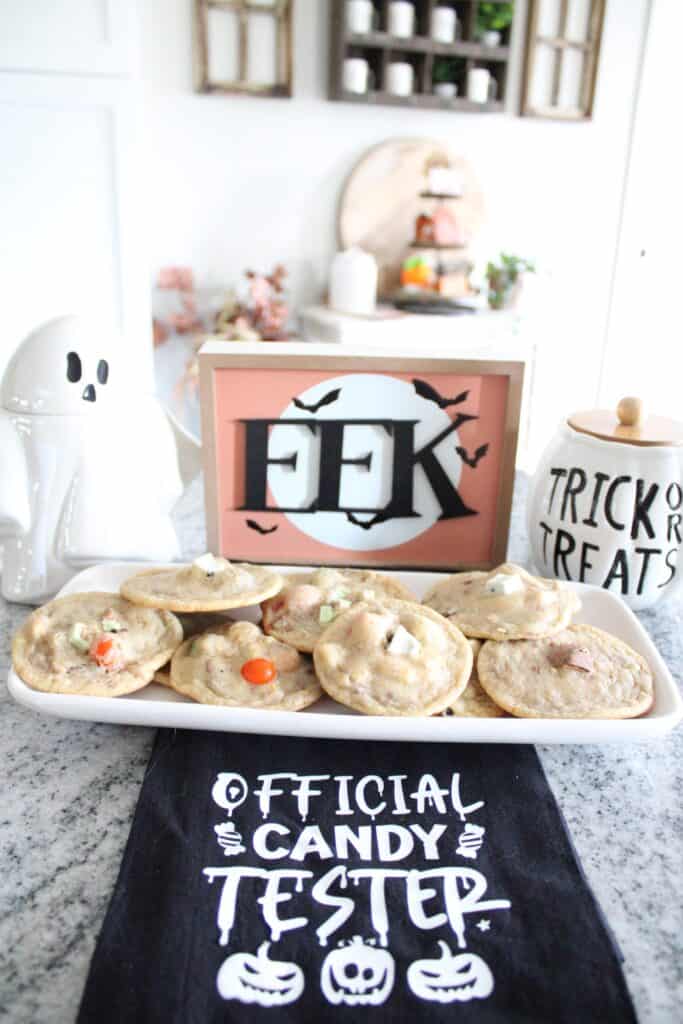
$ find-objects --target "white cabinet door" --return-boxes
[0,0,135,76]
[599,0,683,417]
[0,73,152,387]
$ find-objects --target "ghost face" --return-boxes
[66,348,109,403]
[66,349,110,403]
[1,315,120,414]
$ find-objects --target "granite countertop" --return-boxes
[1,477,681,1023]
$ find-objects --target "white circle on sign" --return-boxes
[267,373,464,551]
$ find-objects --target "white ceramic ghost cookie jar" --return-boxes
[528,397,683,609]
[0,315,201,603]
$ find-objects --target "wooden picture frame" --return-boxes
[196,0,294,98]
[521,0,606,120]
[199,342,523,572]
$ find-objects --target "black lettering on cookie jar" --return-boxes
[527,397,683,609]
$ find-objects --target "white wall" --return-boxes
[0,0,152,387]
[140,0,650,457]
[599,0,683,420]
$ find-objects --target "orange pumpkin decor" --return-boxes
[400,256,435,290]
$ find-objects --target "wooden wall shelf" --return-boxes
[410,241,468,249]
[330,1,518,112]
[337,89,503,112]
[345,31,510,61]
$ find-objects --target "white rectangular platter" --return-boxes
[8,562,683,744]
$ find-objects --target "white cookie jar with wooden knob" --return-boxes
[527,397,683,609]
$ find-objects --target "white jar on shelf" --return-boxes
[329,248,378,316]
[386,60,414,96]
[467,67,497,103]
[342,57,370,93]
[346,0,374,35]
[431,6,457,43]
[388,1,415,38]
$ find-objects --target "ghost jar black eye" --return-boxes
[66,351,82,383]
[97,359,109,385]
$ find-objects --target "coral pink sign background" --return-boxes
[211,369,510,568]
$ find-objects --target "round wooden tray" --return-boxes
[338,137,485,297]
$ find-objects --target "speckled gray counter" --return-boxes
[1,477,681,1023]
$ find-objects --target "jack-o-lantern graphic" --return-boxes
[407,941,494,1003]
[321,936,395,1006]
[217,941,304,1007]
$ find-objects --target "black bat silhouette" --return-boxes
[456,443,489,469]
[346,510,394,530]
[412,379,470,409]
[292,388,341,414]
[246,519,279,535]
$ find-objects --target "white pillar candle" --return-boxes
[343,57,370,93]
[386,61,414,96]
[346,0,374,34]
[388,2,415,38]
[329,248,378,316]
[431,6,457,43]
[467,67,496,103]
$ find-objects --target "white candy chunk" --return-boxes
[69,622,90,652]
[387,624,422,658]
[319,605,336,625]
[485,572,524,596]
[361,589,376,601]
[192,553,230,575]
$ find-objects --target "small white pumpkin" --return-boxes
[321,936,395,1006]
[217,941,304,1007]
[407,941,494,1003]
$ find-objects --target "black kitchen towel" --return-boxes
[78,731,637,1023]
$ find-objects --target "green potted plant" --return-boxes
[433,57,464,99]
[476,2,514,47]
[485,253,535,310]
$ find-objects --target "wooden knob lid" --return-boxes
[616,396,643,428]
[568,396,683,447]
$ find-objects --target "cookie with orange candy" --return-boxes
[12,592,182,697]
[167,620,321,710]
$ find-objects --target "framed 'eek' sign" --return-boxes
[199,343,523,571]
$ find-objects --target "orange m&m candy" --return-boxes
[89,635,122,670]
[241,658,277,685]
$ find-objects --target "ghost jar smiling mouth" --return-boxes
[66,349,110,403]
